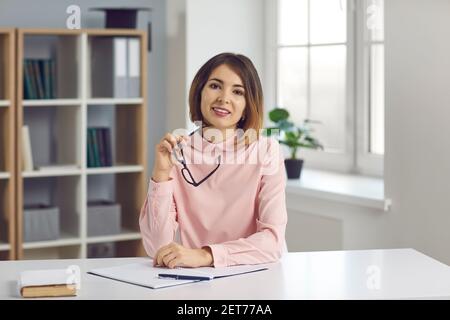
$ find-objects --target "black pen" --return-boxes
[158,273,211,281]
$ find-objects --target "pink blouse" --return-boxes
[139,129,288,267]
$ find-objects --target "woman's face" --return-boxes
[200,64,246,132]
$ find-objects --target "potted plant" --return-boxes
[265,107,323,179]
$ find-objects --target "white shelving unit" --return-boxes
[22,169,82,178]
[86,165,143,175]
[0,172,10,179]
[86,98,143,105]
[23,99,82,107]
[23,232,82,250]
[87,229,142,244]
[16,29,148,260]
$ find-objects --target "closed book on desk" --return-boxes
[18,269,79,298]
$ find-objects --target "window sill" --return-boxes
[285,169,391,211]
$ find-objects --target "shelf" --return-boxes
[87,98,144,105]
[23,232,81,249]
[87,229,141,244]
[0,100,10,107]
[15,28,147,260]
[0,243,10,251]
[23,99,82,107]
[86,165,143,175]
[23,168,82,178]
[0,172,10,179]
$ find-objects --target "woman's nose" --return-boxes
[217,94,230,104]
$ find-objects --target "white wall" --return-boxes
[384,0,450,264]
[166,0,188,132]
[166,0,265,131]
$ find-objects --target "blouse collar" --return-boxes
[188,127,243,152]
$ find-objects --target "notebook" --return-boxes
[18,268,80,298]
[88,260,268,289]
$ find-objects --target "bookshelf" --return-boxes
[0,29,15,260]
[16,29,148,260]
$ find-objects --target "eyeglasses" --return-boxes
[172,141,221,187]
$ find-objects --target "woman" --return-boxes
[139,52,287,268]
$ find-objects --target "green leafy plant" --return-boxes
[265,107,323,159]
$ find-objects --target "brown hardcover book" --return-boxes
[19,268,79,298]
[21,284,77,298]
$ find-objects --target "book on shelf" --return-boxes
[127,38,140,97]
[18,268,79,298]
[22,125,34,171]
[23,59,56,99]
[87,127,113,167]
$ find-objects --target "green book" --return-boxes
[91,128,101,167]
[87,128,93,167]
[23,60,32,99]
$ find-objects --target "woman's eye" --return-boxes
[234,90,244,96]
[210,83,220,89]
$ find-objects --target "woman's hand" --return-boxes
[152,133,188,182]
[153,242,214,268]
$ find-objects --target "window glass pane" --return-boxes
[277,47,308,125]
[278,0,308,45]
[366,0,384,42]
[369,44,384,155]
[310,45,347,152]
[310,0,347,44]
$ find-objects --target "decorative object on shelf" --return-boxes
[89,7,152,51]
[89,7,151,28]
[23,204,60,242]
[87,200,121,237]
[21,125,34,171]
[265,108,323,179]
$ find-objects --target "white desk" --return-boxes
[1,248,450,299]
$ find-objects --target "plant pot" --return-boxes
[284,159,304,179]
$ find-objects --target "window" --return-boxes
[272,0,384,175]
[366,0,384,155]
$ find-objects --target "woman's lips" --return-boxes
[212,107,231,117]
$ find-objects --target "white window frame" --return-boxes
[264,0,383,177]
[355,0,384,176]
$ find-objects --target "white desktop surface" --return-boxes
[1,248,450,299]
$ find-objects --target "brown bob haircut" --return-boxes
[188,52,264,146]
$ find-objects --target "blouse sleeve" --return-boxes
[207,138,288,267]
[139,178,179,258]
